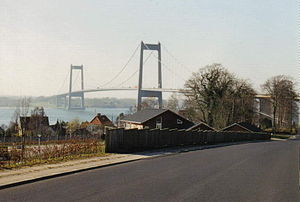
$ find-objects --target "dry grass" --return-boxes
[0,138,106,170]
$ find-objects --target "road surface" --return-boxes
[0,140,299,202]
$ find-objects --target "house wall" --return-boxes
[124,122,143,129]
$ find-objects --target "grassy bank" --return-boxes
[0,139,107,170]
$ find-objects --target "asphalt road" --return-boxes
[0,140,299,202]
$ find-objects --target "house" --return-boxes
[187,122,216,131]
[88,113,115,137]
[18,116,49,136]
[220,122,263,133]
[90,113,114,127]
[72,128,91,136]
[120,109,194,130]
[49,121,67,136]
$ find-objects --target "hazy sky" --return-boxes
[0,0,298,98]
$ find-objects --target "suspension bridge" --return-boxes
[54,40,300,123]
[55,41,191,110]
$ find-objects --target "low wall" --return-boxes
[105,128,270,153]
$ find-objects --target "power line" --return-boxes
[99,43,140,87]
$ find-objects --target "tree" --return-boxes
[166,93,180,112]
[12,107,20,126]
[228,79,256,124]
[116,113,125,127]
[0,126,5,136]
[140,98,158,110]
[20,97,31,117]
[29,107,47,136]
[261,75,297,131]
[66,119,81,137]
[184,63,256,129]
[6,122,18,137]
[184,64,235,128]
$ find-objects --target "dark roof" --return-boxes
[237,122,263,132]
[221,122,262,132]
[19,116,49,130]
[187,122,216,131]
[121,109,169,124]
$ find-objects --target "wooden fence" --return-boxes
[105,128,270,153]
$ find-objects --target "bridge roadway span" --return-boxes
[0,139,299,201]
[56,87,182,97]
[56,87,290,100]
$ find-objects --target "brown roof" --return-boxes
[90,113,114,127]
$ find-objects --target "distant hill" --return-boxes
[0,96,136,108]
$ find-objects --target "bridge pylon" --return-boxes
[67,64,85,110]
[137,41,162,111]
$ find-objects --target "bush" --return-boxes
[264,127,297,135]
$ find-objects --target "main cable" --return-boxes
[116,51,154,87]
[99,43,140,87]
[143,43,186,82]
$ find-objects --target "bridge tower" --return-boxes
[137,41,162,111]
[67,64,85,110]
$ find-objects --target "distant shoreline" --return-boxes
[0,96,137,109]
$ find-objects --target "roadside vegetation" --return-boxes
[271,134,293,139]
[0,102,108,170]
[0,138,106,169]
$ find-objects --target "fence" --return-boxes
[105,128,270,153]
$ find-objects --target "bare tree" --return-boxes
[140,98,158,110]
[228,79,256,124]
[166,93,180,112]
[18,97,32,160]
[184,64,235,128]
[30,107,47,136]
[66,119,81,138]
[261,75,297,131]
[184,63,256,129]
[11,107,20,125]
[20,97,31,117]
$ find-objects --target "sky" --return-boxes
[0,0,298,98]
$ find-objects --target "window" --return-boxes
[156,117,162,129]
[177,119,183,124]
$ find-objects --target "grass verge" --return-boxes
[271,134,292,139]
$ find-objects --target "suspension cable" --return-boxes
[56,71,70,94]
[143,43,186,82]
[99,43,140,87]
[116,51,154,87]
[161,44,194,73]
